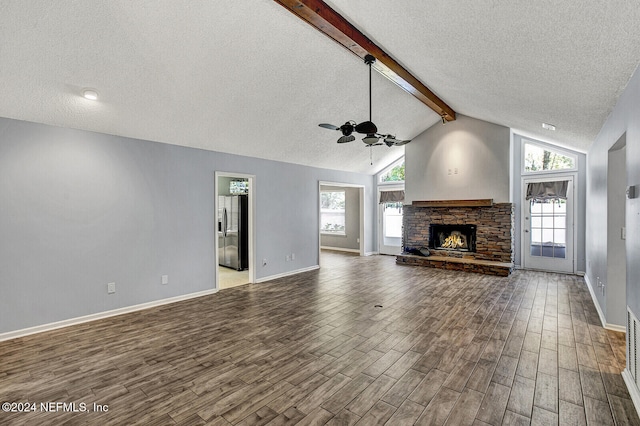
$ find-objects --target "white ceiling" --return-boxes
[1,1,639,174]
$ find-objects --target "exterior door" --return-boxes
[379,199,403,255]
[522,175,574,273]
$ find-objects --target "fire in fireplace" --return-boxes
[429,224,477,252]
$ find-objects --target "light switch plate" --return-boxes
[162,275,169,285]
[107,282,116,294]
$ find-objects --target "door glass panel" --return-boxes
[529,198,567,259]
[383,203,402,241]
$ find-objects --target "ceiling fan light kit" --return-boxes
[319,54,411,150]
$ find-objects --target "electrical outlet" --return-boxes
[291,253,295,261]
[162,275,169,285]
[286,255,291,262]
[107,282,116,294]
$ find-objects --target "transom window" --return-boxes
[320,191,346,235]
[379,158,405,183]
[523,141,576,173]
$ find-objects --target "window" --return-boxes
[529,198,567,259]
[320,191,346,234]
[379,159,405,183]
[523,141,576,173]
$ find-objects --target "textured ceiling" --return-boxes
[1,1,639,174]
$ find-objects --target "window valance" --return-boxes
[379,190,405,203]
[525,181,568,200]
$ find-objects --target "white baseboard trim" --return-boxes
[365,251,379,256]
[606,323,627,332]
[622,369,640,418]
[320,246,360,253]
[583,275,626,332]
[0,288,218,342]
[255,265,320,283]
[584,274,607,328]
[576,270,586,276]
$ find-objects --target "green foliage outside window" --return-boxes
[380,162,405,182]
[524,143,575,172]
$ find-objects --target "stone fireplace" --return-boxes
[397,201,514,276]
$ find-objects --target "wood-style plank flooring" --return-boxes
[1,251,638,425]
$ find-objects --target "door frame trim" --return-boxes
[521,172,577,273]
[215,171,256,290]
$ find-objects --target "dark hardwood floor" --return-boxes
[1,251,638,425]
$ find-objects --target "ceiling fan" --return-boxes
[319,54,411,147]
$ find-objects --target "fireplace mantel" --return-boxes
[411,199,493,208]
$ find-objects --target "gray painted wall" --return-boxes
[405,115,511,204]
[320,185,360,250]
[607,144,627,326]
[587,63,640,325]
[0,117,375,333]
[511,135,587,272]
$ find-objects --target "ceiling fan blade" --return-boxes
[354,121,377,134]
[337,135,356,143]
[319,123,340,130]
[384,136,411,146]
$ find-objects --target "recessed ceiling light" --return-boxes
[82,89,98,100]
[542,122,556,131]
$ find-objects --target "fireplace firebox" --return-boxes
[429,224,477,252]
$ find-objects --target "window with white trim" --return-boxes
[523,141,576,173]
[320,190,346,235]
[379,158,405,183]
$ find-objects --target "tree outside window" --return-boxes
[524,142,575,173]
[380,161,405,183]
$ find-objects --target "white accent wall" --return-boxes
[404,114,510,204]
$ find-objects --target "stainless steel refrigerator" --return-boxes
[218,194,248,270]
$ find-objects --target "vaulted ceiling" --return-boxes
[1,1,639,174]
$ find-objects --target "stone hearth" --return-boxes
[397,202,514,276]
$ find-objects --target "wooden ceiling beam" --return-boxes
[274,0,456,121]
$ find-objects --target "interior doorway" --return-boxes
[522,174,575,273]
[215,172,255,290]
[318,181,365,266]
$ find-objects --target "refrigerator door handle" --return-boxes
[223,208,228,237]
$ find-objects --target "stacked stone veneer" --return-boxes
[402,203,515,264]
